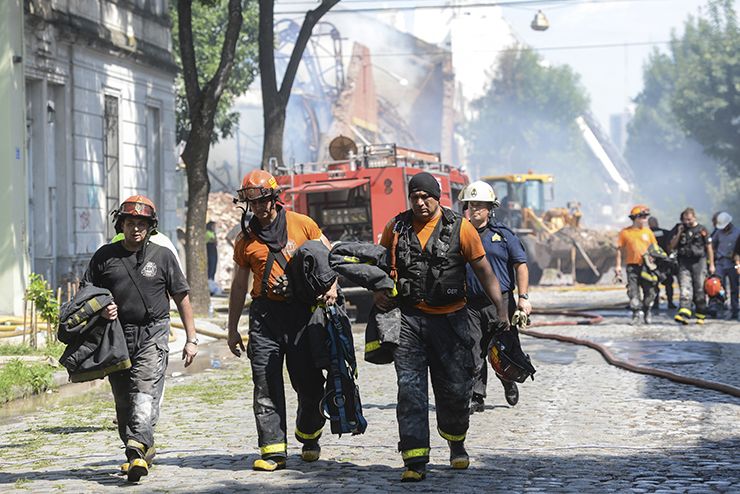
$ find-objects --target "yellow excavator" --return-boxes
[481,173,615,285]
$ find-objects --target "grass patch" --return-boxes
[0,359,56,403]
[167,366,251,406]
[0,340,65,359]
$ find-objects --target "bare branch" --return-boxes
[278,0,340,105]
[177,0,200,109]
[207,0,244,103]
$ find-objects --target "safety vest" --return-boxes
[677,224,708,260]
[393,207,466,306]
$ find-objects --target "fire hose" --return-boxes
[521,309,740,398]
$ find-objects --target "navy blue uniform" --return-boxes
[465,221,527,400]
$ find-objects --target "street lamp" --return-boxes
[531,10,550,31]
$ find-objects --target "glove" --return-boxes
[511,309,530,331]
[271,274,293,299]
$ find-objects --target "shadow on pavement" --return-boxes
[38,426,108,434]
[3,439,737,491]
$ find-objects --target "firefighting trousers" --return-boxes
[394,306,475,465]
[108,319,170,452]
[469,292,517,399]
[716,258,739,312]
[626,264,657,313]
[677,258,707,314]
[247,298,326,458]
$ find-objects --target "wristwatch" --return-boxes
[186,338,199,346]
[519,293,529,300]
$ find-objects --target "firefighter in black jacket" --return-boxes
[83,195,198,482]
[374,172,509,482]
[670,207,715,324]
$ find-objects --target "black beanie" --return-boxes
[408,172,441,200]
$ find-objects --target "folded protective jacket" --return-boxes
[286,240,338,304]
[329,242,399,364]
[57,285,131,382]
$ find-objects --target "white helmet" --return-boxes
[458,181,500,207]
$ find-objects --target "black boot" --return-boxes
[503,380,519,406]
[448,440,469,469]
[470,393,485,415]
[401,462,426,482]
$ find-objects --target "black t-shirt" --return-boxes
[651,227,672,253]
[82,242,190,325]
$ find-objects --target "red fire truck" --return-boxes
[273,141,470,319]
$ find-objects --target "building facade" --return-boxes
[0,0,180,315]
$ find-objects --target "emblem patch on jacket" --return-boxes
[141,261,157,278]
[491,233,502,242]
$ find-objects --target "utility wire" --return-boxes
[283,39,672,60]
[275,0,682,15]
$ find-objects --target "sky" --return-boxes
[276,0,714,128]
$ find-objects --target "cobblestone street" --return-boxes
[1,289,738,493]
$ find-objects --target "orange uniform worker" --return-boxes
[227,170,338,472]
[615,205,658,324]
[374,172,508,482]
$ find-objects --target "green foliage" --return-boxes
[25,273,59,327]
[670,0,740,217]
[468,46,599,206]
[0,341,64,359]
[171,0,259,145]
[625,50,720,222]
[0,359,55,403]
[626,0,739,220]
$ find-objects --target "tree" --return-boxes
[175,0,254,314]
[258,0,339,169]
[625,50,719,221]
[670,0,740,216]
[468,46,598,206]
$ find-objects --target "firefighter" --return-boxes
[227,170,338,472]
[710,212,739,320]
[615,205,658,325]
[83,195,198,482]
[458,181,532,413]
[374,172,509,482]
[648,216,677,310]
[670,207,714,324]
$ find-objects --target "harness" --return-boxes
[390,208,466,306]
[320,305,367,436]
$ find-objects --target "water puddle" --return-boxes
[605,340,722,366]
[0,340,235,424]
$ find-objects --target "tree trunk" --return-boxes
[261,101,286,170]
[181,121,212,316]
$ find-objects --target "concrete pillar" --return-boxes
[0,0,30,316]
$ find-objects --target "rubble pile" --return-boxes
[207,192,244,288]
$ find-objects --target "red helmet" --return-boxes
[113,195,158,233]
[704,275,724,298]
[629,205,650,219]
[237,170,279,203]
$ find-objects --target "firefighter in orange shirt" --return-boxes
[615,205,659,325]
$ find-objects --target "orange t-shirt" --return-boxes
[380,209,485,314]
[233,211,323,300]
[617,226,657,265]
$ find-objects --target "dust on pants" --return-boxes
[108,320,169,451]
[394,306,475,466]
[626,264,657,313]
[469,292,516,399]
[678,258,708,314]
[247,298,326,458]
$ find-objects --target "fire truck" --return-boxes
[272,139,470,319]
